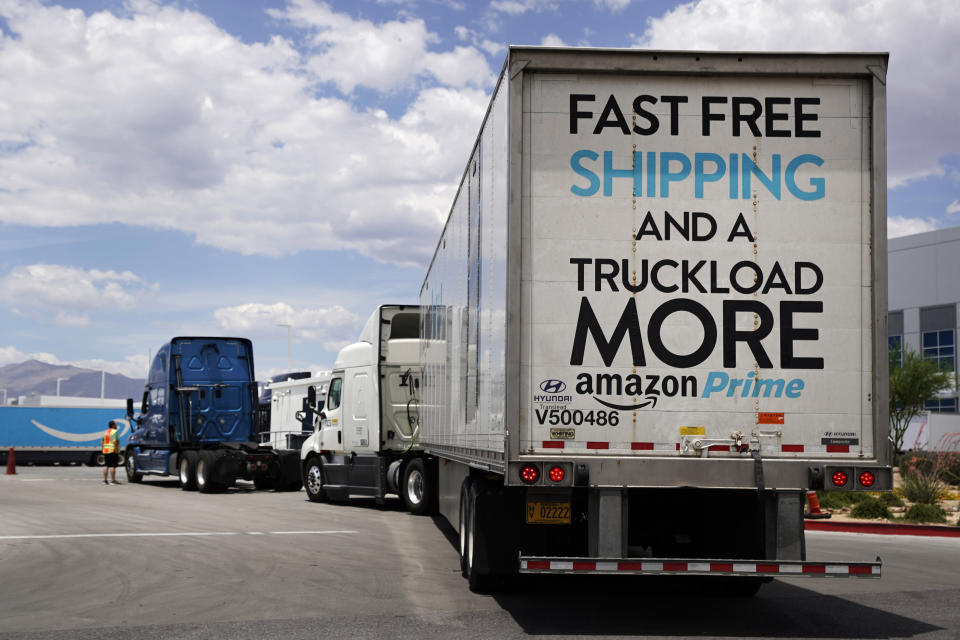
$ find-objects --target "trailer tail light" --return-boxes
[831,470,849,488]
[858,471,876,488]
[519,465,540,484]
[548,466,565,483]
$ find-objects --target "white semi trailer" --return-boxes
[300,47,891,594]
[418,47,891,591]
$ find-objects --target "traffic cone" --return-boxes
[5,448,16,475]
[804,490,830,519]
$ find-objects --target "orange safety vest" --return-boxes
[101,428,118,454]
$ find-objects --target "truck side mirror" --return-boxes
[307,385,317,407]
[126,398,134,418]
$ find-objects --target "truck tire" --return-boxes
[279,475,303,492]
[303,457,327,502]
[179,451,197,491]
[254,475,277,491]
[125,449,142,483]
[401,458,435,515]
[95,453,105,466]
[464,482,489,592]
[196,451,221,493]
[117,451,126,467]
[459,481,471,578]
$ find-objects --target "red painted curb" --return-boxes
[805,519,960,538]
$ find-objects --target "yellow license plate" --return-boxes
[526,501,571,524]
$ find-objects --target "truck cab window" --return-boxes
[327,378,342,411]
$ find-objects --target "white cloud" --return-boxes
[595,0,632,9]
[887,215,939,238]
[491,0,628,15]
[480,39,506,56]
[453,24,504,57]
[0,345,148,378]
[0,1,493,267]
[268,0,492,92]
[213,302,361,351]
[635,0,960,189]
[489,0,539,14]
[947,199,960,216]
[0,264,156,319]
[540,33,566,46]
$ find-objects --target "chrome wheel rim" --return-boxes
[406,468,424,506]
[196,459,206,489]
[179,458,189,485]
[307,464,322,495]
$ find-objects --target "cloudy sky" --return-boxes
[0,0,957,382]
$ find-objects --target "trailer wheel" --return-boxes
[303,457,327,503]
[178,451,197,491]
[459,481,470,578]
[95,453,105,466]
[125,449,142,483]
[464,481,490,592]
[401,458,435,515]
[196,451,221,493]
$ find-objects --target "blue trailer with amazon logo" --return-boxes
[124,337,301,492]
[0,405,131,466]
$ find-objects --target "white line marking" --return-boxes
[269,530,358,535]
[0,530,358,541]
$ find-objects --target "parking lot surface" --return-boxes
[1,466,958,639]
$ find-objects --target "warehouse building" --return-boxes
[888,225,960,449]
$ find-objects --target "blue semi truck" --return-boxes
[124,337,301,492]
[0,405,131,466]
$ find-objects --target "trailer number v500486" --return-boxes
[526,501,571,524]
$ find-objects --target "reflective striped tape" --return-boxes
[519,558,881,577]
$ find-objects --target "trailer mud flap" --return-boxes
[519,556,881,577]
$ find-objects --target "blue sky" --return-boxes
[0,0,957,382]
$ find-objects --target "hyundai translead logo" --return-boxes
[539,379,566,393]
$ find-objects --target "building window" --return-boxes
[922,329,955,372]
[888,335,903,368]
[924,396,958,413]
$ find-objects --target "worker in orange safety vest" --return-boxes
[102,420,121,485]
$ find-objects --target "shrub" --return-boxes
[899,452,934,476]
[849,496,891,520]
[875,492,905,508]
[901,503,947,524]
[816,491,858,510]
[900,469,945,504]
[936,450,960,485]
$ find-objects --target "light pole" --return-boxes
[277,323,292,371]
[56,377,67,396]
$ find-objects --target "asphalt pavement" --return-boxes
[1,465,958,639]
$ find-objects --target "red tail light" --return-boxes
[831,470,849,488]
[858,471,876,488]
[548,466,565,483]
[519,465,539,484]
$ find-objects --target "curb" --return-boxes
[805,519,960,538]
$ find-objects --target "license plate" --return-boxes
[526,501,571,524]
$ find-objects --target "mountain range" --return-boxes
[0,360,145,403]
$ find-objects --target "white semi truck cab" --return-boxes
[299,305,428,510]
